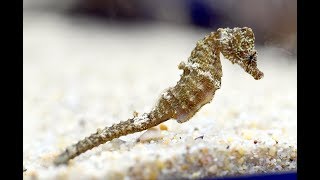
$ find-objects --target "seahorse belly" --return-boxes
[172,67,218,123]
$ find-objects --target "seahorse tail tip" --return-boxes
[53,153,69,166]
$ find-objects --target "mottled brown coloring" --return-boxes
[54,27,264,165]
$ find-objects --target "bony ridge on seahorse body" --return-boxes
[54,27,264,165]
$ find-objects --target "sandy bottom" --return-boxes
[23,12,297,179]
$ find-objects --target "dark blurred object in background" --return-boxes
[24,0,296,55]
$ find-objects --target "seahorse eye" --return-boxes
[248,51,257,62]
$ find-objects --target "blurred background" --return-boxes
[24,1,297,179]
[24,0,296,54]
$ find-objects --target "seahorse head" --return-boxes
[218,27,264,80]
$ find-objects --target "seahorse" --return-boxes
[54,27,264,165]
